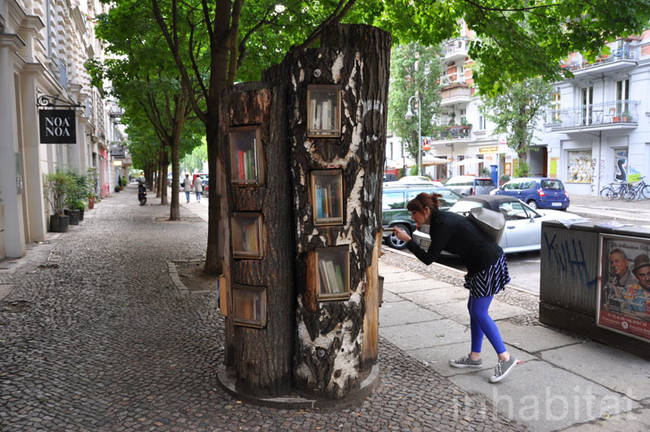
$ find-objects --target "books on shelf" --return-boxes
[318,257,345,295]
[235,147,256,181]
[315,178,341,221]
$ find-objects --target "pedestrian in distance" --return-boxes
[183,174,192,204]
[193,176,203,203]
[394,192,518,383]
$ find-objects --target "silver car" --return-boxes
[445,175,496,196]
[412,195,586,254]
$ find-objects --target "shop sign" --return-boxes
[39,110,76,144]
[479,146,498,154]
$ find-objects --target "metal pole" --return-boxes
[417,96,422,176]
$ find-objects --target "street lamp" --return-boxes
[405,93,422,176]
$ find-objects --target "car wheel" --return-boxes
[527,200,538,209]
[388,224,410,250]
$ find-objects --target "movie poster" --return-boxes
[597,234,650,342]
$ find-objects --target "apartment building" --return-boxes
[542,31,650,196]
[0,0,112,260]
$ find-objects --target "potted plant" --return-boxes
[44,171,70,232]
[88,192,96,209]
[621,110,631,122]
[64,172,87,225]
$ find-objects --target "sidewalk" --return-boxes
[568,193,650,223]
[0,186,526,431]
[379,249,650,432]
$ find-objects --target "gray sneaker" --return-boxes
[489,357,518,383]
[449,354,483,369]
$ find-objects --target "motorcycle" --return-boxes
[137,182,147,206]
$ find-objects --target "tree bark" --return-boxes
[160,147,169,205]
[170,135,181,220]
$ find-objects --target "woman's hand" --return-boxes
[393,226,411,243]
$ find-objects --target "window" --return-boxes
[566,150,593,184]
[478,115,486,131]
[541,179,564,190]
[581,87,593,125]
[551,92,561,123]
[307,85,341,137]
[382,191,405,210]
[499,201,539,220]
[616,79,629,117]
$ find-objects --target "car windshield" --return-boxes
[382,191,405,210]
[476,179,494,186]
[449,200,483,213]
[541,179,564,190]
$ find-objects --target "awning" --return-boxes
[451,158,480,167]
[422,156,449,166]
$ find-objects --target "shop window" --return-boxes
[566,150,593,184]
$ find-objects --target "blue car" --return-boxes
[491,177,570,210]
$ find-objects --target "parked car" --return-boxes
[412,195,586,254]
[444,175,496,196]
[395,176,444,186]
[382,183,462,249]
[490,177,570,210]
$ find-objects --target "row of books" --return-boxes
[234,290,262,322]
[234,220,260,254]
[234,148,257,181]
[315,181,341,220]
[318,258,346,294]
[310,97,337,131]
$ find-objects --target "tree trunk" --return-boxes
[221,83,295,396]
[204,114,222,275]
[160,147,169,205]
[287,24,391,398]
[170,136,181,220]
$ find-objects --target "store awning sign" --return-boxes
[39,109,76,144]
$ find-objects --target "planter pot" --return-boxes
[65,209,80,225]
[49,214,69,232]
[78,208,84,221]
[88,198,95,209]
[115,185,121,193]
[613,116,620,123]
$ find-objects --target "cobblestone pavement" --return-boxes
[0,186,526,431]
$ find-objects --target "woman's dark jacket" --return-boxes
[406,209,503,275]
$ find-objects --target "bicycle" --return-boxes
[600,181,632,200]
[624,176,650,200]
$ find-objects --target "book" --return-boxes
[333,262,345,293]
[237,150,245,180]
[316,188,324,219]
[319,259,330,294]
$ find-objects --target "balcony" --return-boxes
[430,125,472,145]
[444,38,470,63]
[565,44,638,78]
[440,83,472,107]
[546,100,639,134]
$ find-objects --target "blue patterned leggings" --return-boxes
[468,295,506,355]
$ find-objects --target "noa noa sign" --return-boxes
[39,110,76,144]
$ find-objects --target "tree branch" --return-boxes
[296,0,357,51]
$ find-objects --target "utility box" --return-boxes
[540,220,650,360]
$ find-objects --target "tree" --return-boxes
[480,77,554,167]
[387,43,442,162]
[88,0,202,220]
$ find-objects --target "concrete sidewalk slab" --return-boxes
[384,278,453,294]
[561,407,650,432]
[380,318,470,350]
[400,286,473,306]
[436,299,530,323]
[450,360,640,432]
[379,301,443,327]
[408,342,537,377]
[541,342,650,401]
[380,290,403,303]
[498,322,583,353]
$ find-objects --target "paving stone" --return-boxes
[0,187,525,432]
[379,301,443,327]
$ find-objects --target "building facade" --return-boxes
[0,0,112,260]
[543,31,650,196]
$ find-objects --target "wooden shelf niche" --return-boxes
[231,212,265,259]
[311,169,344,226]
[229,126,264,184]
[233,284,267,328]
[315,246,350,301]
[307,85,341,138]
